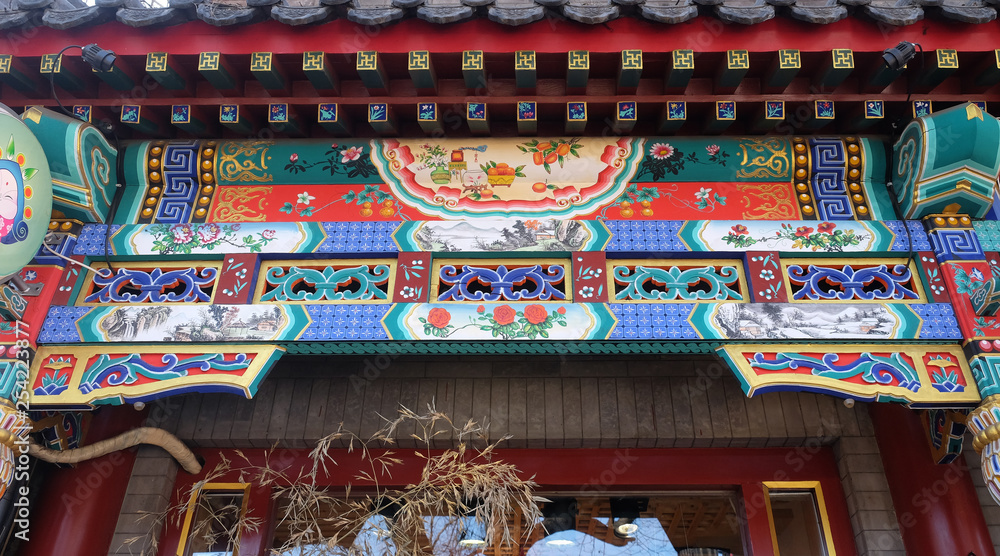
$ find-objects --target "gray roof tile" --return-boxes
[0,0,992,29]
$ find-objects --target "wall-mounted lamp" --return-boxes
[48,44,116,119]
[882,41,919,71]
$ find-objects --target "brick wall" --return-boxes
[106,446,179,556]
[835,436,905,556]
[965,440,1000,554]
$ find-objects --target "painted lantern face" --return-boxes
[0,159,28,245]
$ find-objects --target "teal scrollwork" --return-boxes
[613,265,743,301]
[79,353,251,394]
[748,352,921,391]
[261,264,390,302]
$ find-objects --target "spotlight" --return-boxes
[49,43,117,120]
[541,498,578,536]
[81,43,116,72]
[610,497,648,539]
[882,41,918,71]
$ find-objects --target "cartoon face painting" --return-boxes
[0,159,28,245]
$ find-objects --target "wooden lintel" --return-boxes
[145,52,188,92]
[303,51,340,95]
[763,49,800,92]
[199,52,241,92]
[665,50,693,92]
[714,50,749,94]
[814,49,854,92]
[250,52,289,93]
[408,50,437,94]
[617,50,642,94]
[864,60,906,93]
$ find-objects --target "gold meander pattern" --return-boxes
[736,138,791,179]
[216,141,274,183]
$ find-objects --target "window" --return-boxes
[178,483,251,556]
[763,482,836,556]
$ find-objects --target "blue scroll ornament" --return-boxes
[79,353,251,394]
[748,352,921,392]
[438,264,565,301]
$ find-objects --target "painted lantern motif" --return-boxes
[0,107,52,277]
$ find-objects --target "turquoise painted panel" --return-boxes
[861,138,891,221]
[393,219,610,252]
[893,103,1000,219]
[677,220,895,253]
[382,302,616,341]
[21,107,116,222]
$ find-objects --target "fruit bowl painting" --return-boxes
[371,137,642,219]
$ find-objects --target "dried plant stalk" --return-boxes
[122,402,541,556]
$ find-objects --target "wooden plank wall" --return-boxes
[167,355,875,449]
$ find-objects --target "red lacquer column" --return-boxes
[870,403,995,556]
[20,405,146,556]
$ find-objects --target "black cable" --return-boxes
[46,45,81,118]
[101,131,126,278]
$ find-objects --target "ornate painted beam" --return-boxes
[717,343,979,408]
[28,344,285,409]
